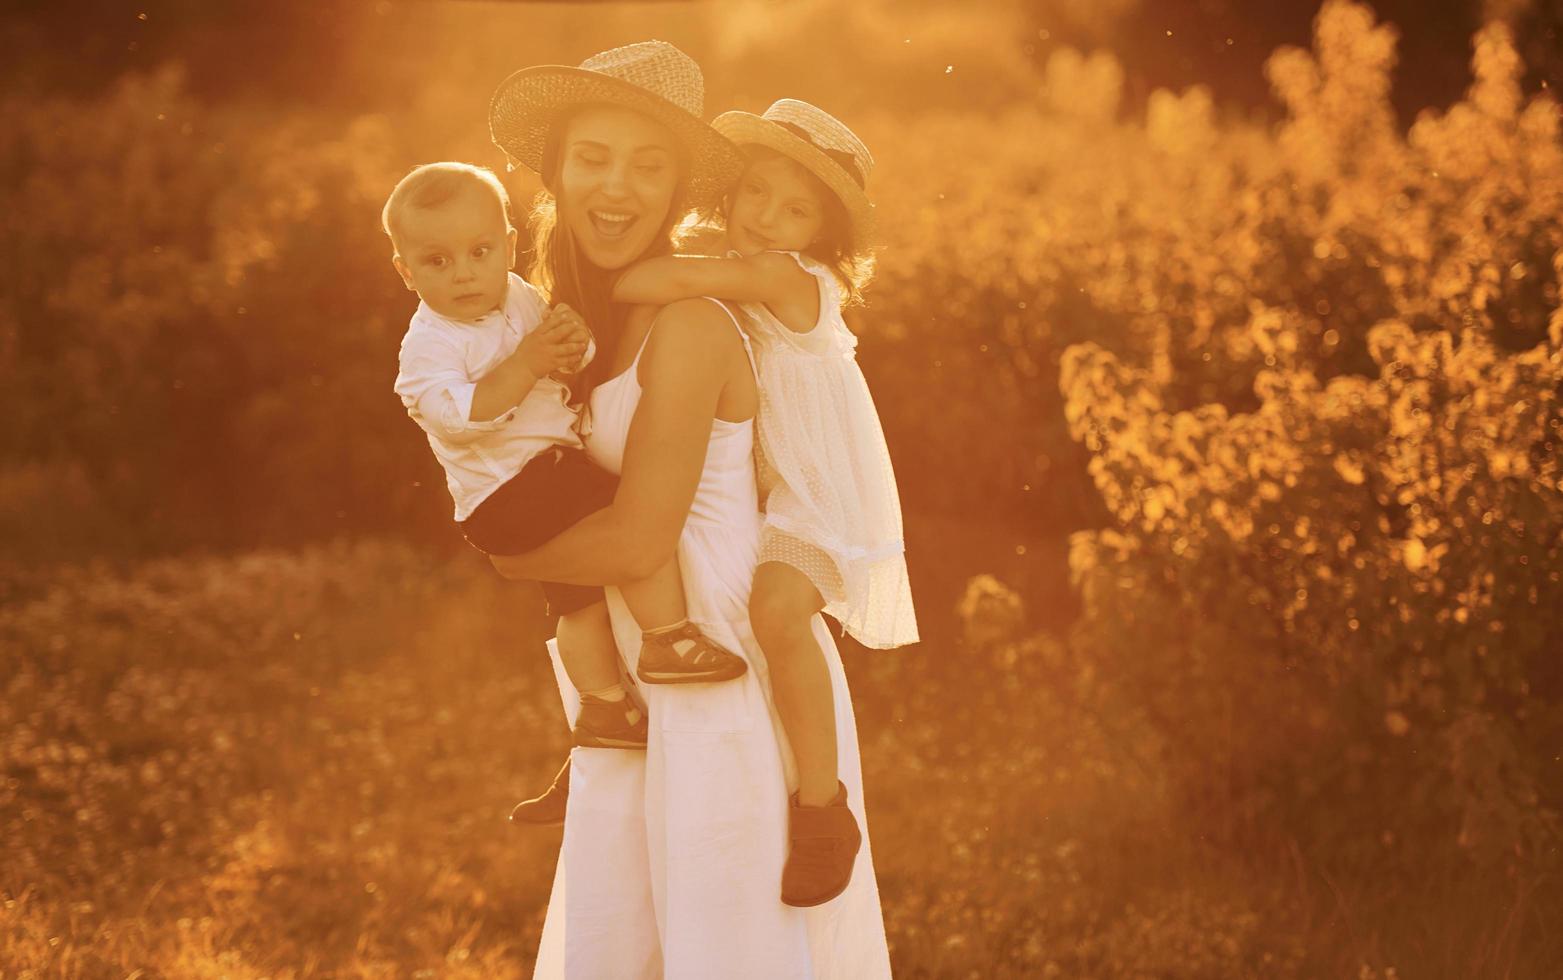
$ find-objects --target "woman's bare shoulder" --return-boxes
[637,298,746,385]
[651,298,744,351]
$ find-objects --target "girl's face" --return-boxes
[725,154,827,257]
[556,105,680,270]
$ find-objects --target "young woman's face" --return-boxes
[725,154,827,257]
[557,105,680,270]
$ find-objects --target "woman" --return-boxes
[486,42,891,978]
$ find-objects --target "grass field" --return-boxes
[0,531,1550,978]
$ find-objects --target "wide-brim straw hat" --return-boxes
[489,40,743,210]
[712,99,876,243]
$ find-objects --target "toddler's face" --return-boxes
[394,185,516,320]
[725,156,827,257]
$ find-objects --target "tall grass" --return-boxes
[5,539,1558,976]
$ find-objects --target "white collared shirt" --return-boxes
[393,272,591,521]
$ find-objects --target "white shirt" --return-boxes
[393,273,590,521]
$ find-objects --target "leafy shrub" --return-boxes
[1055,0,1562,903]
[0,65,448,557]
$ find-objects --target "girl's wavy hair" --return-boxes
[526,106,691,404]
[686,143,876,307]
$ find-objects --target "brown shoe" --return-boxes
[637,622,748,685]
[573,695,649,749]
[781,782,862,907]
[510,756,570,827]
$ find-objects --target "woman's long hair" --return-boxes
[527,109,690,406]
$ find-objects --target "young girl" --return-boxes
[612,99,918,907]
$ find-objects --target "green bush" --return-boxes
[1052,3,1563,890]
[0,65,448,556]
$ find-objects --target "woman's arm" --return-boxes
[611,251,809,307]
[489,299,745,585]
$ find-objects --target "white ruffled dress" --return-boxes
[744,252,918,649]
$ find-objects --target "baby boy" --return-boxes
[385,163,747,821]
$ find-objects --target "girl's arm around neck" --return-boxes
[489,298,744,586]
[611,251,811,309]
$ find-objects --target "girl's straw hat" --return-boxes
[489,40,743,209]
[713,100,876,242]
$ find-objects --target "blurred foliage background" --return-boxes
[2,0,1561,976]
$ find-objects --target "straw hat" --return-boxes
[489,40,743,209]
[713,99,876,243]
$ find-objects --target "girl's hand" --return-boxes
[519,305,591,377]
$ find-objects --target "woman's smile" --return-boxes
[587,209,639,238]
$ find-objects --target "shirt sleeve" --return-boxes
[394,326,515,446]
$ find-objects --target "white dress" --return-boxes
[531,301,892,980]
[745,253,918,650]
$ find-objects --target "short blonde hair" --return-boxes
[382,162,512,252]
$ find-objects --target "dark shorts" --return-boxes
[460,448,617,618]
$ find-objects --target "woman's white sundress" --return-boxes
[531,300,892,979]
[745,252,918,650]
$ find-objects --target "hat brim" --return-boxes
[712,111,876,244]
[489,65,743,210]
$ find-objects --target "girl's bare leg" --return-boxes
[749,561,838,806]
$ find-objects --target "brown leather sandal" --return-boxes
[573,695,649,749]
[636,622,748,685]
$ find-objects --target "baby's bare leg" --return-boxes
[622,557,748,684]
[617,556,688,631]
[556,599,646,748]
[555,599,623,695]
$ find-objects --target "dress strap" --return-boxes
[627,319,656,370]
[629,299,755,386]
[699,296,758,378]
